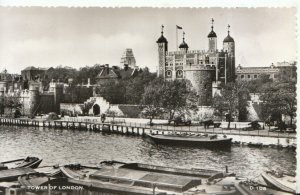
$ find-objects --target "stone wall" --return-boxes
[60,103,82,115]
[39,94,55,114]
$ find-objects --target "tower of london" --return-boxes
[157,19,235,106]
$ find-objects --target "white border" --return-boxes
[0,0,299,192]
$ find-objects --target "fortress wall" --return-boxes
[39,94,55,114]
[61,103,82,115]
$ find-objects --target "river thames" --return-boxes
[0,126,296,179]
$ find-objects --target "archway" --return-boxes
[93,104,100,116]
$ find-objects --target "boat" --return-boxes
[0,168,36,182]
[237,179,293,195]
[0,156,42,170]
[145,133,232,149]
[18,172,68,192]
[60,162,240,194]
[261,171,296,194]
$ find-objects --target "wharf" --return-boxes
[0,117,296,147]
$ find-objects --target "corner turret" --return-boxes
[208,18,217,52]
[223,24,236,83]
[223,24,235,56]
[157,25,168,78]
[179,31,189,53]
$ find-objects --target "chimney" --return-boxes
[105,64,109,74]
[124,64,129,71]
[88,78,91,86]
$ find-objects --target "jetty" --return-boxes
[0,117,296,148]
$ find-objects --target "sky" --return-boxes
[0,7,297,73]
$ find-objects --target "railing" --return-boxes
[0,117,295,139]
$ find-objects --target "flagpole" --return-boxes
[176,27,178,51]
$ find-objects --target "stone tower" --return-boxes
[49,82,64,114]
[120,48,136,68]
[157,25,168,78]
[223,24,235,82]
[29,85,40,116]
[208,18,217,52]
[185,65,215,106]
[179,32,189,53]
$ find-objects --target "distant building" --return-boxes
[96,48,140,84]
[120,48,136,68]
[96,64,140,84]
[21,66,48,81]
[236,61,296,82]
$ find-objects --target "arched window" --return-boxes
[166,70,172,77]
[176,70,183,78]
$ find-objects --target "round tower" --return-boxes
[208,18,217,52]
[29,85,40,116]
[185,65,215,106]
[223,24,235,56]
[157,25,168,78]
[179,31,189,53]
[223,24,235,83]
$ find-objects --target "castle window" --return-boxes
[166,70,172,77]
[176,70,183,78]
[241,75,244,79]
[248,75,251,79]
[254,75,257,79]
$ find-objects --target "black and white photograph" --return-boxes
[0,5,297,195]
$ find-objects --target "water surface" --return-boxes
[0,126,296,178]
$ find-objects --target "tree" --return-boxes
[261,80,296,128]
[125,67,156,104]
[96,80,127,104]
[46,66,78,84]
[161,79,198,123]
[0,96,5,116]
[140,78,165,124]
[238,73,272,93]
[212,93,226,120]
[213,82,246,128]
[105,108,118,123]
[79,101,94,115]
[141,79,198,124]
[4,95,22,117]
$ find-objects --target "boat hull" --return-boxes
[261,172,295,194]
[0,156,42,170]
[145,134,232,149]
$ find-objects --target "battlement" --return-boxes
[187,50,207,54]
[168,49,227,56]
[184,64,216,71]
[41,91,54,96]
[49,82,64,88]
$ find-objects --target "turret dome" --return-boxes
[223,35,234,43]
[223,24,234,43]
[157,25,168,43]
[156,35,168,43]
[208,30,217,38]
[179,40,189,49]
